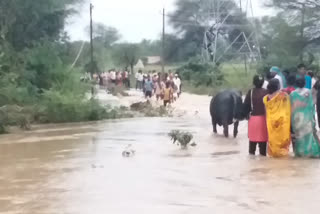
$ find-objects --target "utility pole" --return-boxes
[300,3,306,62]
[240,0,242,13]
[162,8,165,73]
[90,3,94,77]
[244,54,248,75]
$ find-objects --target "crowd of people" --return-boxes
[87,69,131,89]
[85,64,320,159]
[243,63,320,158]
[84,69,182,107]
[135,70,182,107]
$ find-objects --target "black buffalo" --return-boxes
[210,90,243,138]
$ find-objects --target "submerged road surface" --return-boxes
[0,93,319,214]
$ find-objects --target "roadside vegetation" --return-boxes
[0,0,132,134]
[176,58,255,96]
[1,0,320,133]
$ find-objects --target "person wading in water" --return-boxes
[243,75,268,156]
[163,82,173,107]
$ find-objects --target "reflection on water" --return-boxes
[211,151,240,157]
[0,114,320,213]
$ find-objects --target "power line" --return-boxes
[69,40,86,71]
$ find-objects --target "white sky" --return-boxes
[66,0,272,43]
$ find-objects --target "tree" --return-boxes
[257,15,302,67]
[0,0,85,92]
[63,24,120,73]
[139,39,161,57]
[163,33,201,63]
[266,0,320,61]
[85,22,121,47]
[168,0,215,59]
[0,0,116,128]
[81,23,121,71]
[0,0,82,51]
[170,0,243,32]
[113,44,140,73]
[168,0,250,61]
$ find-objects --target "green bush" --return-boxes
[38,90,104,123]
[0,105,33,131]
[0,72,38,106]
[256,57,297,76]
[0,52,133,132]
[37,91,134,123]
[0,124,6,134]
[0,109,8,134]
[177,58,224,88]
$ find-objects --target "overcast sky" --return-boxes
[66,0,272,43]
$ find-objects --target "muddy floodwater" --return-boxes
[0,93,320,214]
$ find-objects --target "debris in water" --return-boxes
[190,142,197,147]
[130,101,173,117]
[122,144,135,157]
[91,164,104,169]
[130,101,151,111]
[168,130,195,149]
[211,151,240,157]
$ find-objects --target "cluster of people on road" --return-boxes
[89,69,130,89]
[135,70,182,107]
[243,64,320,158]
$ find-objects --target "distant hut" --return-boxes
[134,59,145,72]
[145,56,161,65]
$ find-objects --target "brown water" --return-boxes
[0,94,320,214]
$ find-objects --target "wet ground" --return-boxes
[0,93,319,214]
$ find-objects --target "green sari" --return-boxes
[290,88,320,158]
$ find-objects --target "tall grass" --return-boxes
[222,63,256,93]
[182,63,256,96]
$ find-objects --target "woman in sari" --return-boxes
[290,77,320,158]
[263,79,291,157]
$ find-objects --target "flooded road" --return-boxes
[0,93,320,214]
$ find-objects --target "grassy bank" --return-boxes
[0,96,134,135]
[183,63,256,96]
[0,70,135,134]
